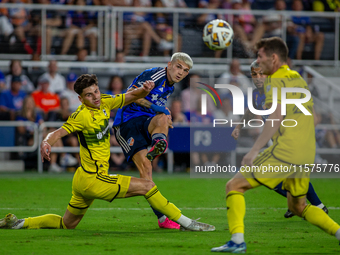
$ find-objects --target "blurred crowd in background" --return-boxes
[0,0,339,172]
[0,0,338,60]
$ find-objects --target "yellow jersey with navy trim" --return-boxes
[62,93,125,173]
[264,65,315,165]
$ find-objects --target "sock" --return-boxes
[227,191,245,234]
[302,205,340,235]
[22,214,67,229]
[150,206,166,219]
[306,182,323,206]
[336,229,340,240]
[158,215,166,223]
[176,215,192,228]
[317,203,325,209]
[273,182,287,197]
[151,133,166,146]
[231,233,244,244]
[145,186,181,222]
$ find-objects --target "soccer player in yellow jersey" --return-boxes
[0,74,215,232]
[212,37,340,253]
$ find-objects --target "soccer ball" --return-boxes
[202,19,234,51]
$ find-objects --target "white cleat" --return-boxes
[180,220,215,232]
[0,213,24,229]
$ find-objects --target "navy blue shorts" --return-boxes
[113,115,153,162]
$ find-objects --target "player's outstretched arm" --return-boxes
[125,81,170,115]
[124,80,154,106]
[40,128,69,162]
[133,99,171,116]
[231,109,255,140]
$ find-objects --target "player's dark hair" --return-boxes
[255,37,288,62]
[74,74,98,95]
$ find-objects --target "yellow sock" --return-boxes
[302,205,340,235]
[23,214,67,229]
[227,191,245,234]
[145,186,182,221]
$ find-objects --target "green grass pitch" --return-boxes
[0,172,340,255]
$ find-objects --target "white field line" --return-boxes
[1,207,340,211]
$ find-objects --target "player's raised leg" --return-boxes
[211,172,253,253]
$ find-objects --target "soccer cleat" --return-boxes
[158,218,180,229]
[284,209,294,218]
[211,240,247,253]
[146,139,168,162]
[0,213,23,229]
[180,220,215,232]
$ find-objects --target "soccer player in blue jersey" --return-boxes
[113,52,192,229]
[231,60,328,219]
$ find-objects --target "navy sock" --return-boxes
[306,182,322,206]
[273,182,287,197]
[151,133,166,146]
[151,206,165,219]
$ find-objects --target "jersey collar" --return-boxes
[279,65,290,70]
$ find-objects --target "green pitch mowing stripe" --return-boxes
[0,173,340,255]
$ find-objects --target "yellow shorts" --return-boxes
[67,167,131,215]
[240,148,310,198]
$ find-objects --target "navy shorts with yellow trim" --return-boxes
[113,115,153,162]
[67,167,131,215]
[240,148,310,198]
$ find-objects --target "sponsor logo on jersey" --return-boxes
[127,137,135,146]
[97,122,110,139]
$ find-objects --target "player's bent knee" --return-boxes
[155,114,168,127]
[288,204,305,217]
[226,175,251,194]
[144,179,155,192]
[226,179,237,193]
[63,220,76,229]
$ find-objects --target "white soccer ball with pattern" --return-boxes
[202,19,234,51]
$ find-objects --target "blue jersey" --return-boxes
[113,67,174,126]
[252,88,268,121]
